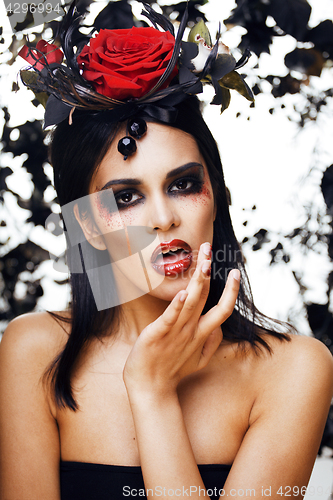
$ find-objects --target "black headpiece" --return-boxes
[19,1,254,159]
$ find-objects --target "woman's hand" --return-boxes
[123,242,240,397]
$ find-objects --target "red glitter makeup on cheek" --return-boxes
[200,182,212,202]
[94,192,124,229]
[118,207,138,226]
[185,180,212,208]
[200,169,213,201]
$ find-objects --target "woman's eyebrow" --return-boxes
[100,162,203,191]
[101,178,141,191]
[165,162,203,179]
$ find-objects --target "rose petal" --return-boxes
[76,26,177,99]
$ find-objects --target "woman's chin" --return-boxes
[148,274,192,302]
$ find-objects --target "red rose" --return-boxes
[19,40,64,71]
[77,27,178,100]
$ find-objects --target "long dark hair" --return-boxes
[47,96,291,410]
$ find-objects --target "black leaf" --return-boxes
[219,87,231,113]
[224,0,268,28]
[12,11,34,32]
[321,164,333,212]
[271,74,301,98]
[180,41,198,70]
[285,48,324,77]
[252,228,270,251]
[178,65,197,85]
[304,20,333,59]
[210,77,224,106]
[0,167,13,191]
[94,0,135,31]
[239,25,276,57]
[44,95,72,128]
[161,1,208,25]
[306,302,331,337]
[210,54,236,82]
[267,0,311,41]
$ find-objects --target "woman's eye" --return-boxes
[170,179,193,192]
[116,191,141,207]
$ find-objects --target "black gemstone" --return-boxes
[118,136,137,159]
[128,117,147,139]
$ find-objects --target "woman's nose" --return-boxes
[147,196,180,232]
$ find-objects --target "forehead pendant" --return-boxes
[118,117,148,160]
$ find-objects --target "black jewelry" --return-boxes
[118,117,147,160]
[117,137,137,160]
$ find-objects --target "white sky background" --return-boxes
[1,0,333,492]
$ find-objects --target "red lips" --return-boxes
[151,239,193,276]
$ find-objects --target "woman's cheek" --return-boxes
[201,182,213,203]
[118,206,140,226]
[94,195,141,231]
[94,195,124,230]
[179,181,213,212]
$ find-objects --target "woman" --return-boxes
[0,3,332,499]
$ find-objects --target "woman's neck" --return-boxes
[118,294,170,344]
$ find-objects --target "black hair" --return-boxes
[47,95,291,410]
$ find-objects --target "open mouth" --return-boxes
[151,239,193,276]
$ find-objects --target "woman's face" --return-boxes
[84,122,216,304]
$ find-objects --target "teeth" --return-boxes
[155,245,190,260]
[162,247,179,255]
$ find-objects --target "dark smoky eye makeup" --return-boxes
[114,189,144,209]
[97,186,144,211]
[96,188,121,214]
[168,171,204,196]
[97,165,205,212]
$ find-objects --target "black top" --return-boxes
[60,461,231,500]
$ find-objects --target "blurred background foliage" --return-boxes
[0,0,333,453]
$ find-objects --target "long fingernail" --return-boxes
[231,269,240,281]
[202,260,211,275]
[202,242,211,257]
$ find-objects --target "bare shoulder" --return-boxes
[0,313,69,497]
[261,333,333,382]
[0,311,71,421]
[1,310,70,352]
[218,332,333,378]
[0,311,70,390]
[249,333,333,423]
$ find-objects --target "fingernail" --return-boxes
[202,260,211,275]
[202,242,211,257]
[231,269,240,281]
[179,290,188,302]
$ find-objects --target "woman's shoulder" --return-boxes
[244,333,333,423]
[0,312,65,491]
[216,333,333,400]
[228,331,333,370]
[0,311,71,415]
[0,310,70,364]
[259,333,333,379]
